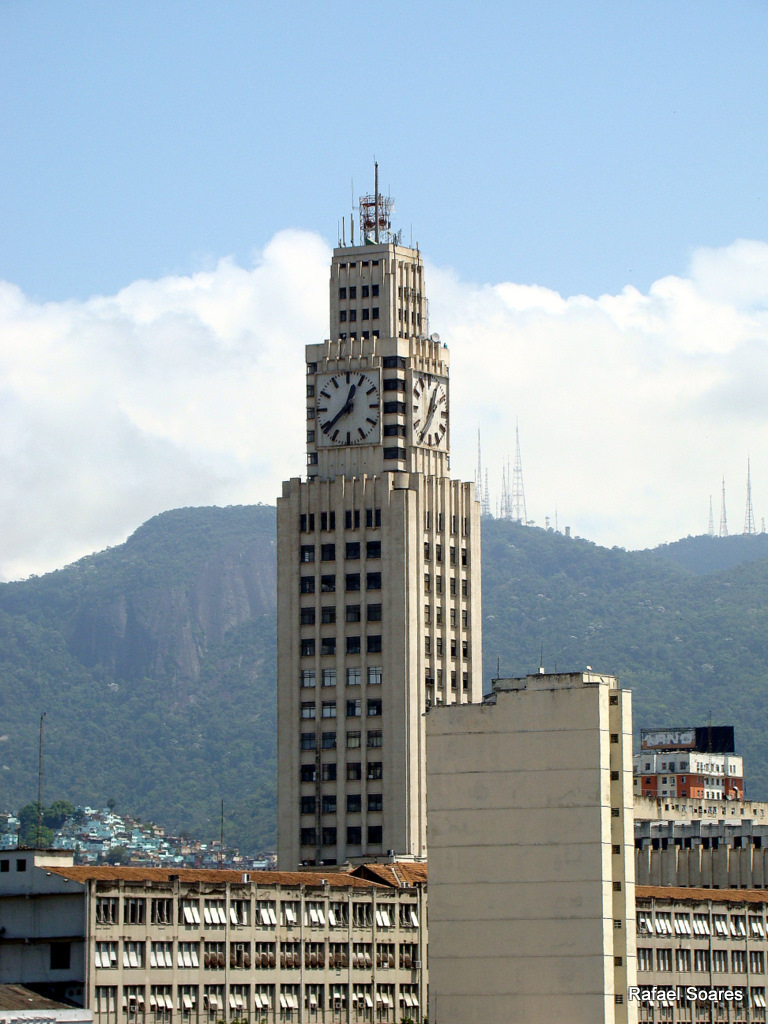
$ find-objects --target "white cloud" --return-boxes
[1,233,768,580]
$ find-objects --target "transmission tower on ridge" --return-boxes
[745,458,756,535]
[510,423,528,525]
[708,496,714,537]
[719,477,729,538]
[483,469,491,518]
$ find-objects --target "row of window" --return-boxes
[301,667,382,688]
[301,605,381,626]
[424,605,469,627]
[300,762,382,783]
[637,909,765,937]
[424,637,470,658]
[94,981,420,1017]
[339,309,379,323]
[424,542,468,565]
[300,636,382,657]
[301,826,382,848]
[425,669,470,692]
[338,285,379,299]
[301,574,381,595]
[424,511,470,535]
[299,509,381,532]
[301,793,383,815]
[301,542,381,562]
[301,699,381,719]
[301,731,381,751]
[638,946,765,973]
[424,573,468,596]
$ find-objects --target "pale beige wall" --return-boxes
[426,673,637,1024]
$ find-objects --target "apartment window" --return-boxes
[124,899,146,925]
[346,636,361,654]
[123,941,145,968]
[300,639,315,657]
[301,703,316,719]
[367,731,383,748]
[346,573,361,591]
[320,638,335,656]
[383,423,406,437]
[150,899,172,926]
[321,575,336,592]
[611,808,620,818]
[368,826,383,844]
[694,949,710,972]
[610,770,620,781]
[461,578,468,596]
[95,941,118,968]
[367,635,382,653]
[368,794,383,812]
[367,699,382,717]
[349,310,357,321]
[362,308,370,320]
[301,796,316,815]
[338,287,346,299]
[321,544,335,561]
[346,604,361,622]
[300,607,315,625]
[306,385,315,398]
[656,948,672,972]
[462,672,469,691]
[676,948,691,972]
[301,733,316,751]
[347,795,362,813]
[366,572,381,589]
[436,606,443,625]
[96,897,119,924]
[347,667,362,686]
[367,603,382,622]
[321,764,337,783]
[750,950,765,972]
[322,827,337,846]
[610,734,619,743]
[712,949,728,972]
[347,731,361,748]
[301,828,317,846]
[366,541,381,559]
[367,762,383,780]
[322,701,337,718]
[436,575,443,594]
[300,576,315,594]
[349,287,357,299]
[322,668,336,687]
[300,765,317,782]
[424,637,431,656]
[322,795,337,814]
[50,943,71,970]
[321,607,336,624]
[733,950,747,973]
[368,666,382,685]
[347,763,362,781]
[449,577,456,595]
[346,542,360,559]
[612,882,622,891]
[322,732,336,749]
[347,827,362,845]
[300,545,315,562]
[424,573,431,593]
[436,544,443,563]
[462,640,469,658]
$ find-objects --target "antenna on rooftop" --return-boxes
[36,712,46,849]
[719,478,728,538]
[745,457,756,535]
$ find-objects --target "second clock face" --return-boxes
[412,374,448,449]
[316,371,381,446]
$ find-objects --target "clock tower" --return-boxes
[276,172,482,868]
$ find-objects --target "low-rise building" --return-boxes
[0,853,426,1022]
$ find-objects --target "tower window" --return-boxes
[372,308,379,319]
[322,828,337,847]
[346,605,361,622]
[362,309,370,320]
[321,607,336,624]
[383,401,406,414]
[322,669,336,687]
[300,670,316,688]
[367,794,383,813]
[322,762,337,782]
[347,731,361,749]
[301,734,316,751]
[367,604,382,622]
[367,762,383,780]
[301,796,316,814]
[367,731,383,748]
[338,288,346,299]
[321,638,336,656]
[367,699,382,717]
[383,447,406,460]
[345,573,361,591]
[347,763,362,781]
[300,607,315,625]
[347,795,362,813]
[320,575,336,592]
[301,703,316,719]
[322,733,337,750]
[300,640,315,657]
[300,764,317,782]
[367,826,383,844]
[346,636,361,655]
[367,635,382,653]
[322,796,336,814]
[322,702,337,718]
[362,285,369,297]
[366,572,381,590]
[349,287,356,299]
[301,828,317,846]
[321,544,335,561]
[347,700,362,718]
[349,311,357,322]
[366,541,381,558]
[346,542,360,559]
[372,284,379,296]
[347,827,362,845]
[346,668,362,686]
[367,666,382,685]
[340,311,347,322]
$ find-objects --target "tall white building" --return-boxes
[276,176,482,868]
[426,671,638,1024]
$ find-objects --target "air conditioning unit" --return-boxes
[413,961,422,969]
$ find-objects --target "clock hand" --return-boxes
[325,384,358,430]
[420,389,439,438]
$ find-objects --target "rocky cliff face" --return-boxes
[68,532,276,690]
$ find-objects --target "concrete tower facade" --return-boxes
[276,180,482,869]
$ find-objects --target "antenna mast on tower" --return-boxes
[745,458,756,535]
[483,469,491,518]
[708,496,714,537]
[510,423,528,525]
[719,477,729,538]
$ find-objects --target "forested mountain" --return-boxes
[2,507,768,853]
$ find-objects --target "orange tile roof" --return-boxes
[637,884,768,906]
[351,862,427,887]
[47,866,381,889]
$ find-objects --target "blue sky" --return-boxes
[2,1,768,578]
[3,1,766,301]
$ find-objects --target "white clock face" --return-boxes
[316,371,381,446]
[412,374,448,449]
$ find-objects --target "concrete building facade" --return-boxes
[0,855,427,1023]
[276,185,482,869]
[425,671,638,1024]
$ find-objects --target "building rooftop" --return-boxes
[0,987,73,1012]
[637,884,768,906]
[46,866,382,889]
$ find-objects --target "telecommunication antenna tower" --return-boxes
[719,477,728,538]
[500,464,510,520]
[475,430,483,496]
[510,423,528,525]
[483,469,491,518]
[745,458,756,535]
[708,496,714,537]
[359,162,396,244]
